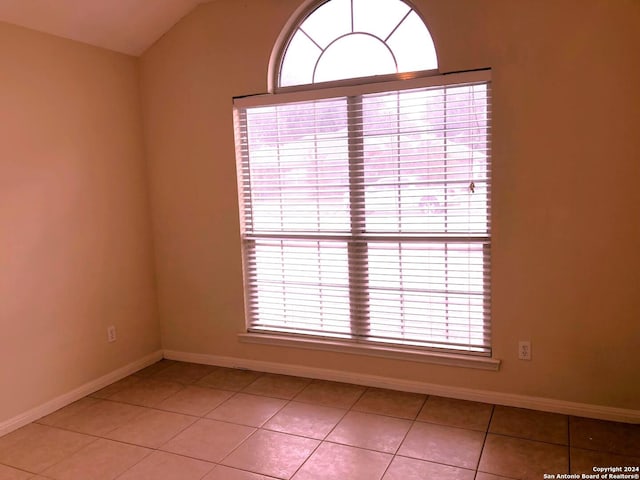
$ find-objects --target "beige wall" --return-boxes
[0,22,160,423]
[141,0,636,412]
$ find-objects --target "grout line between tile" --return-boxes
[486,431,572,448]
[474,403,495,479]
[109,441,156,480]
[378,450,396,480]
[287,435,324,479]
[35,433,103,478]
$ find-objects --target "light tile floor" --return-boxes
[0,360,638,480]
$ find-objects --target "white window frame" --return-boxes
[234,71,497,370]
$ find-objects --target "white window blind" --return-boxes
[234,70,492,356]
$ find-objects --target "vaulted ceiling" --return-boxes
[0,0,207,55]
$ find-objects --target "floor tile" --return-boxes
[294,380,366,409]
[417,396,493,432]
[352,387,426,419]
[134,360,176,377]
[243,373,311,400]
[475,473,518,480]
[37,398,99,426]
[292,442,392,480]
[203,465,271,480]
[116,451,215,480]
[478,434,569,480]
[327,411,411,453]
[156,385,233,416]
[104,409,196,448]
[0,424,94,473]
[382,455,475,480]
[89,375,142,399]
[570,416,640,457]
[4,361,638,480]
[570,447,640,474]
[41,438,149,480]
[490,406,568,445]
[39,399,146,436]
[161,419,255,463]
[0,464,34,479]
[263,401,346,440]
[197,368,262,391]
[398,421,485,469]
[107,378,184,407]
[206,393,286,427]
[150,362,216,384]
[221,429,318,479]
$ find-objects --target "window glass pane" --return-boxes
[440,84,490,234]
[300,0,352,49]
[352,0,410,40]
[387,11,437,72]
[280,30,321,87]
[368,242,485,350]
[361,85,489,234]
[314,34,397,83]
[250,240,350,335]
[246,100,350,232]
[362,89,447,233]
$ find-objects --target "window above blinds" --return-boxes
[277,0,438,87]
[234,70,492,356]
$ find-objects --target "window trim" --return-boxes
[234,69,494,364]
[267,0,439,93]
[238,332,501,371]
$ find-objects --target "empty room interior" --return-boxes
[0,0,638,479]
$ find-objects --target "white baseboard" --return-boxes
[164,349,640,424]
[0,350,163,437]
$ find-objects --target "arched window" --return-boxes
[276,0,438,87]
[234,0,494,364]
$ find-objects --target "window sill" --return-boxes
[238,333,501,371]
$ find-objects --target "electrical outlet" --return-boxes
[107,325,117,343]
[518,340,531,360]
